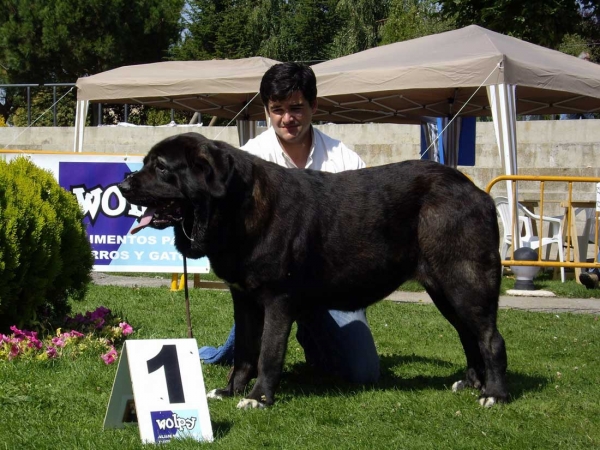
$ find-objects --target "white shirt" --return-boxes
[241,126,365,173]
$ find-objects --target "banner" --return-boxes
[0,151,209,273]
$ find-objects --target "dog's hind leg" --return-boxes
[425,287,486,388]
[422,281,508,406]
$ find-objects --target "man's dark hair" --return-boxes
[260,62,317,107]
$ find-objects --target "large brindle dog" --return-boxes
[118,132,508,409]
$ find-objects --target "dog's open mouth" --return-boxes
[130,202,184,234]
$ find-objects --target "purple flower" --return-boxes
[73,313,86,323]
[46,347,58,358]
[91,307,111,320]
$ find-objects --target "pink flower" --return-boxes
[9,344,20,359]
[119,322,133,336]
[28,338,43,350]
[51,337,66,348]
[10,326,24,338]
[69,330,85,338]
[46,347,58,358]
[101,347,118,365]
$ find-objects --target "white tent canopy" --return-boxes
[73,26,600,207]
[311,25,600,123]
[72,26,600,251]
[74,57,281,151]
[311,25,600,228]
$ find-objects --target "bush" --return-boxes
[0,157,93,332]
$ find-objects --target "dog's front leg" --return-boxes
[208,291,263,400]
[237,296,293,409]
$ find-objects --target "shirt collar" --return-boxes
[278,126,315,169]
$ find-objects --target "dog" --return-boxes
[118,132,508,409]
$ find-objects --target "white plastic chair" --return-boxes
[574,206,599,263]
[494,196,565,282]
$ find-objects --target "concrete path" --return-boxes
[92,273,600,315]
[386,291,600,315]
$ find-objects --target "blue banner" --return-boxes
[0,151,209,273]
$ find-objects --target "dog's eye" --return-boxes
[156,162,167,174]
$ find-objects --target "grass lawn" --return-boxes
[1,283,599,449]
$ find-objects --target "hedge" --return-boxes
[0,156,93,332]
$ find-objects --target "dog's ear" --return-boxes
[189,141,235,199]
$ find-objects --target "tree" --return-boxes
[380,0,455,45]
[0,0,185,124]
[173,0,340,63]
[438,0,595,50]
[248,0,340,62]
[328,0,390,58]
[171,0,252,61]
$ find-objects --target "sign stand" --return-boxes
[104,339,213,444]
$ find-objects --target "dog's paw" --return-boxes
[236,398,266,410]
[206,389,223,400]
[451,380,466,392]
[478,396,497,408]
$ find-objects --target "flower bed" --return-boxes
[0,307,133,364]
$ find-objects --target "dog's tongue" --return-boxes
[130,207,155,235]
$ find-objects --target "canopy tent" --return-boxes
[311,25,600,123]
[74,57,281,151]
[311,25,600,227]
[73,27,600,230]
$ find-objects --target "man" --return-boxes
[199,62,380,384]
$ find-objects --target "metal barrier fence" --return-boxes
[485,175,600,278]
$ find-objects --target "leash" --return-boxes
[183,256,194,338]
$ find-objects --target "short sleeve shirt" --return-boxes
[240,126,365,173]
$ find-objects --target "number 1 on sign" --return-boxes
[147,344,185,404]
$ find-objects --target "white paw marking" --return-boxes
[206,389,223,400]
[478,397,496,408]
[236,398,265,410]
[452,380,466,392]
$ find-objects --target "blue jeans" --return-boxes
[296,308,380,384]
[199,308,380,384]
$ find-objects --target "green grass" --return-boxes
[1,284,598,449]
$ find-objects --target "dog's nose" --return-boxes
[118,177,132,193]
[118,181,129,193]
[118,172,137,193]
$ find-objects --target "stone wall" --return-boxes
[1,119,599,195]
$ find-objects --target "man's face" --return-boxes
[266,91,317,145]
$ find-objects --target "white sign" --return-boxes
[104,339,213,444]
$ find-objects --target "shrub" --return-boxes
[0,157,93,332]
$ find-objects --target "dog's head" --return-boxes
[118,132,235,258]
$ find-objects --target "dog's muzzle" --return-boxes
[117,171,138,195]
